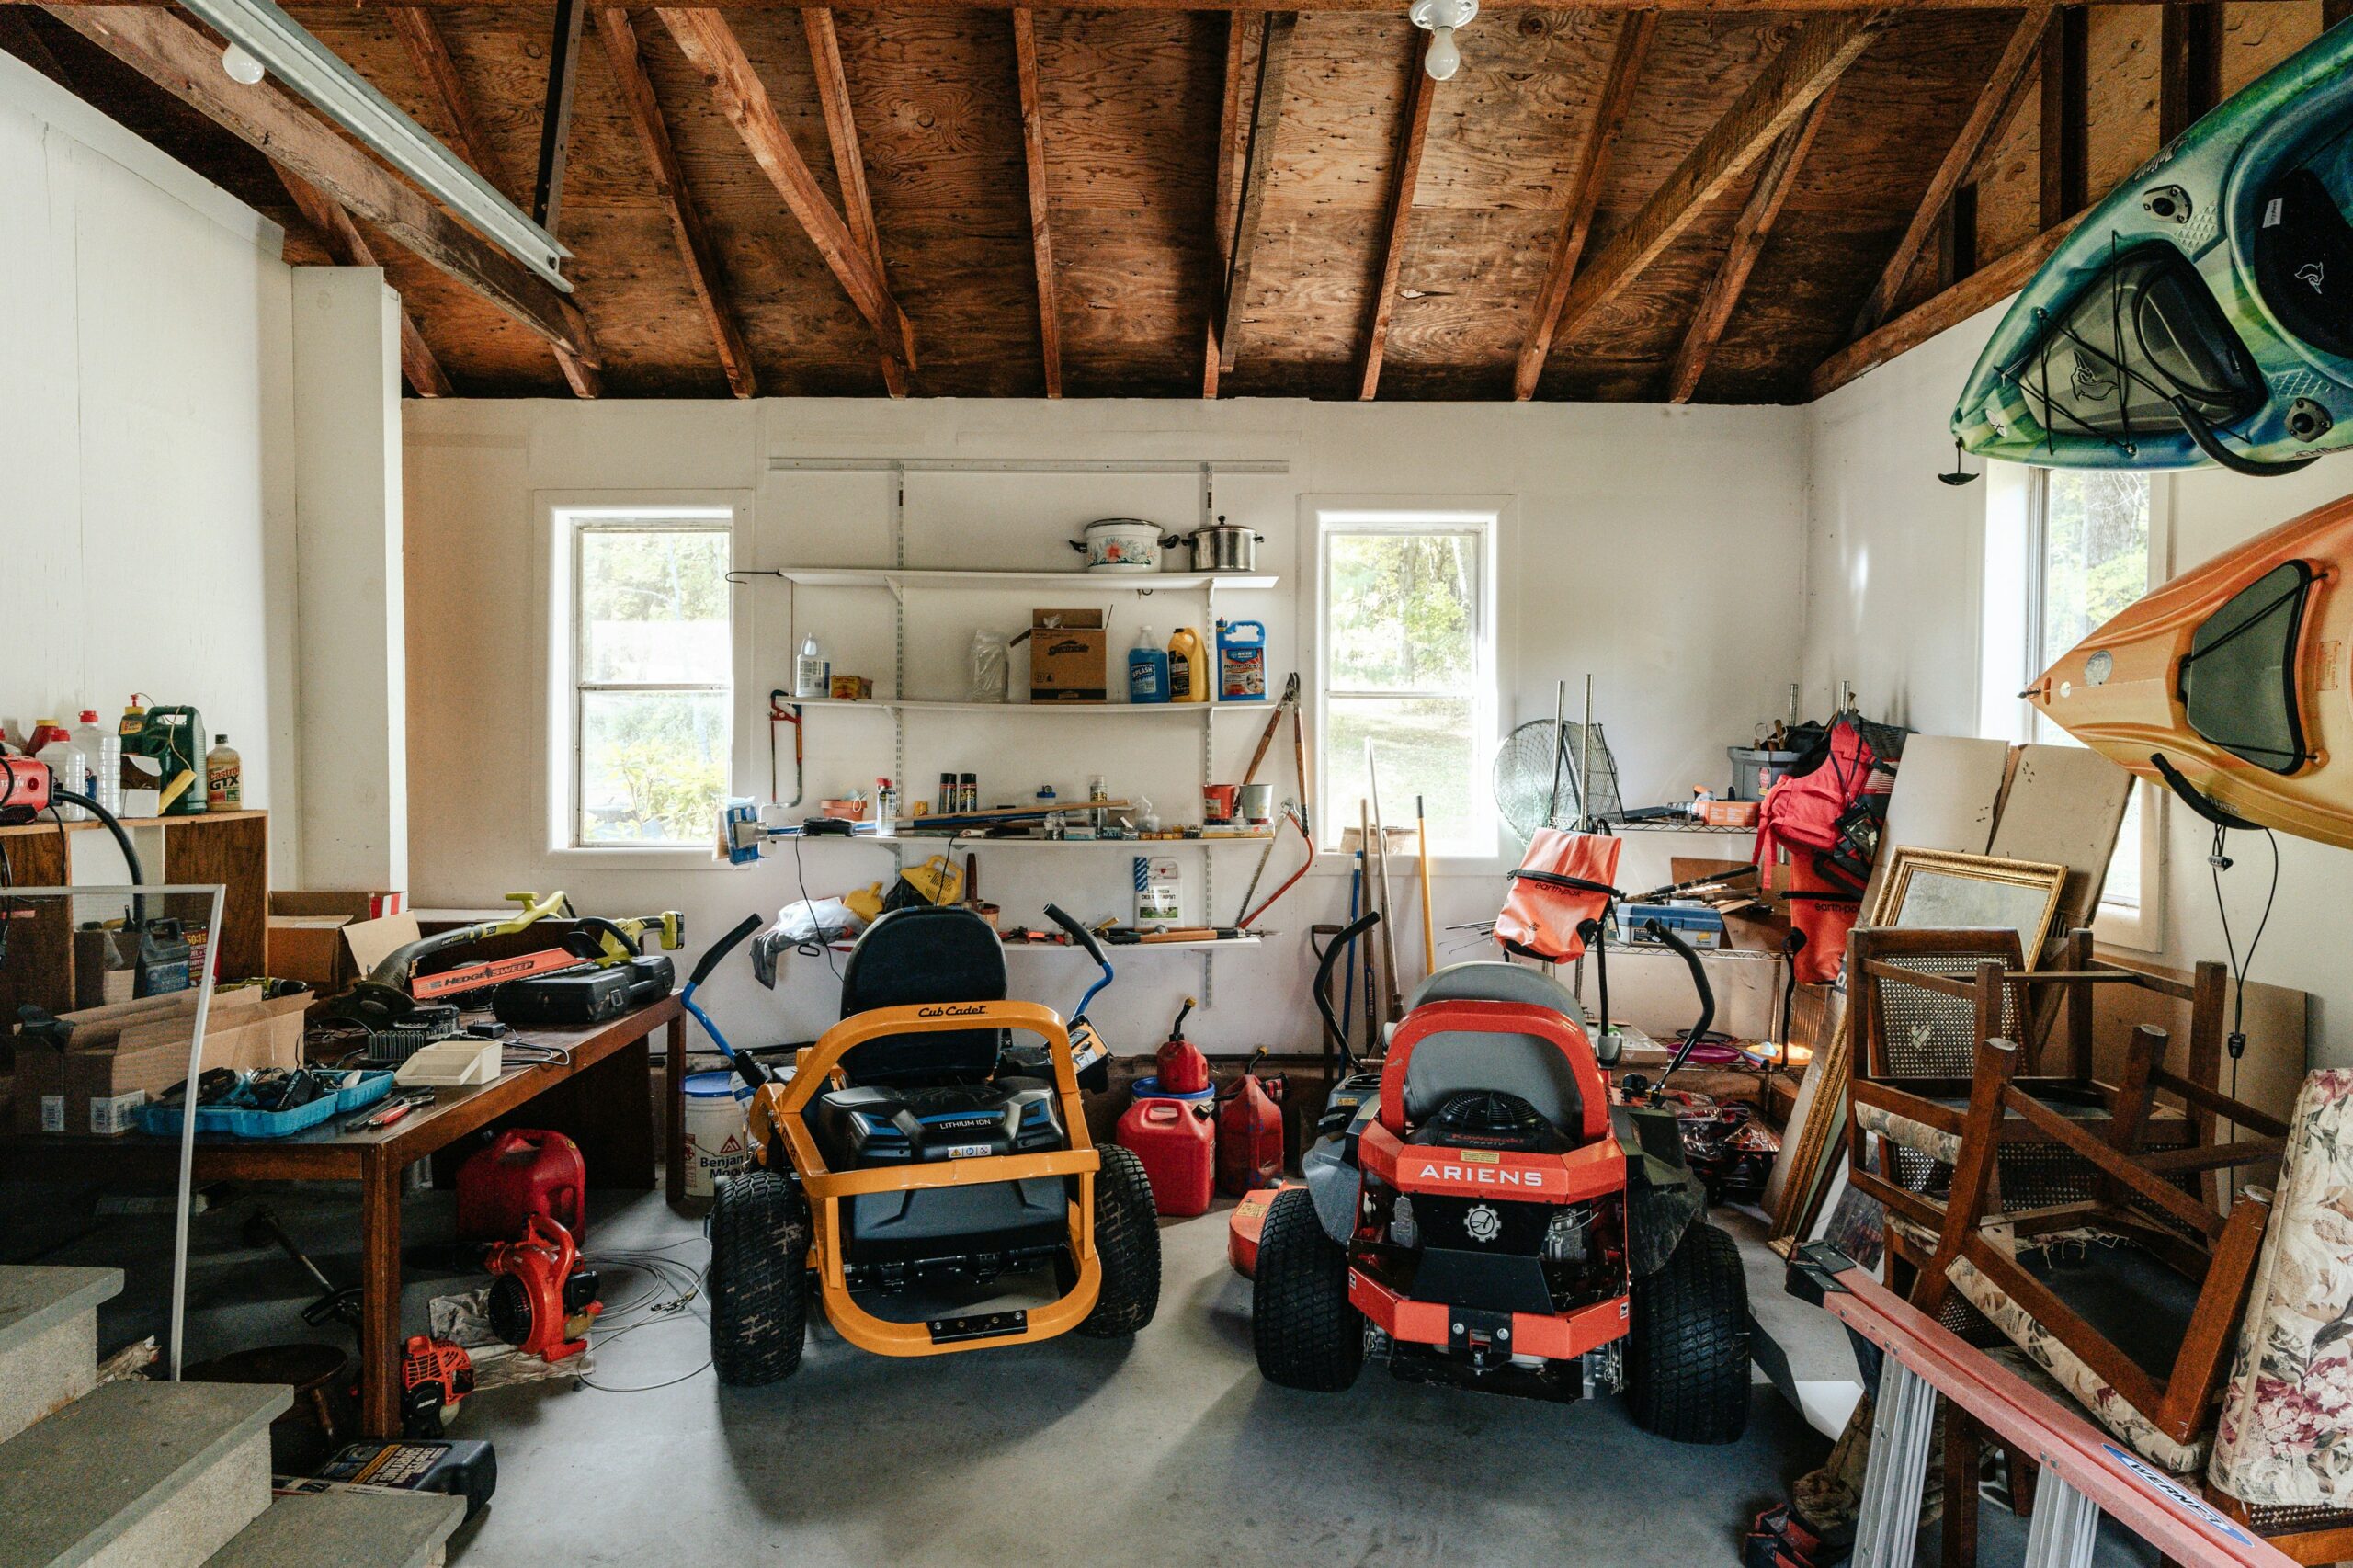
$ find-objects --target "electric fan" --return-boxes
[1491,718,1622,845]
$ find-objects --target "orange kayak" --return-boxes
[2027,491,2353,847]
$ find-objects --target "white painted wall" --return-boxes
[404,397,1810,1059]
[0,54,300,874]
[1802,308,2353,1066]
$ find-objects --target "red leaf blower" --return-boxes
[483,1215,601,1364]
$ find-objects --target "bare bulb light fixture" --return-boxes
[221,40,266,85]
[1409,0,1477,81]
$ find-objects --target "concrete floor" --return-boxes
[15,1176,2164,1566]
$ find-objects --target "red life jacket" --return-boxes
[1495,830,1622,962]
[1755,717,1896,985]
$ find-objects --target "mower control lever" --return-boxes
[1315,912,1381,1071]
[1643,919,1716,1099]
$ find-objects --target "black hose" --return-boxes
[52,789,141,884]
[2170,397,2320,477]
[1645,920,1716,1098]
[1318,911,1381,1073]
[2149,753,2263,832]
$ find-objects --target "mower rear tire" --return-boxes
[1075,1145,1162,1337]
[1252,1186,1363,1392]
[1625,1220,1749,1443]
[710,1169,810,1386]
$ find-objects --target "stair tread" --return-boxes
[207,1488,464,1568]
[0,1380,289,1568]
[0,1268,121,1358]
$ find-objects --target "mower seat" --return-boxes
[1398,961,1590,1138]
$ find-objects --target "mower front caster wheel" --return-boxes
[1625,1220,1750,1443]
[1252,1187,1363,1392]
[710,1169,810,1386]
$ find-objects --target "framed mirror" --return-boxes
[1876,848,2068,961]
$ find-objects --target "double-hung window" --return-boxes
[1315,508,1498,857]
[559,508,735,848]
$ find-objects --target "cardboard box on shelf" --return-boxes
[1021,609,1107,702]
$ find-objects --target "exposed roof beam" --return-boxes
[1357,30,1433,402]
[277,168,455,397]
[2040,5,2086,224]
[1010,7,1061,397]
[46,3,601,375]
[0,6,72,85]
[1807,210,2080,400]
[1217,7,1293,376]
[660,6,915,387]
[1203,11,1256,396]
[2158,1,2222,144]
[15,1,2311,13]
[803,6,907,395]
[1548,11,1886,358]
[1512,10,1653,401]
[1850,5,2049,338]
[1663,86,1834,404]
[386,3,597,394]
[597,6,757,396]
[532,0,585,234]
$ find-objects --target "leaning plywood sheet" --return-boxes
[1857,734,2013,924]
[1989,744,2134,949]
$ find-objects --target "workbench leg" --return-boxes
[359,1153,403,1439]
[2018,1472,2101,1568]
[1850,1355,1940,1568]
[665,1010,687,1206]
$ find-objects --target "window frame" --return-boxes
[2015,467,2170,950]
[538,492,754,866]
[1305,499,1507,865]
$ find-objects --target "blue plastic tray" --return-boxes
[135,1071,395,1140]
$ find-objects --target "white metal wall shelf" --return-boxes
[789,696,1270,718]
[767,567,1278,597]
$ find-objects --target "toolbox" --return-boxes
[305,1437,498,1519]
[1612,901,1728,950]
[492,955,675,1027]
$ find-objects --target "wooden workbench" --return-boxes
[1,994,685,1437]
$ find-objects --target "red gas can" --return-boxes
[1118,1096,1215,1217]
[1215,1070,1284,1196]
[1155,998,1209,1094]
[456,1129,585,1245]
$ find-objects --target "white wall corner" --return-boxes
[290,267,407,891]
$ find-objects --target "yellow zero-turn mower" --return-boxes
[706,902,1159,1383]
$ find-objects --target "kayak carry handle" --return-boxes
[2149,753,2264,833]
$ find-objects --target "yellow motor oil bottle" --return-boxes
[1167,628,1207,703]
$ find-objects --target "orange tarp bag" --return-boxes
[1495,829,1622,962]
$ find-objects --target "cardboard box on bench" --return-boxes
[11,983,311,1136]
[267,891,405,993]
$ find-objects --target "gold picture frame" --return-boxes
[1765,846,2069,1256]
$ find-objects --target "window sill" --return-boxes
[547,844,732,869]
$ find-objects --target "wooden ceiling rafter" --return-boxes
[1202,10,1257,396]
[12,1,2321,13]
[1357,27,1433,402]
[658,7,916,389]
[1511,8,1654,402]
[386,2,598,395]
[1662,83,1835,405]
[43,3,602,373]
[2158,0,2222,145]
[597,6,758,396]
[276,168,454,396]
[1546,9,1889,361]
[1010,6,1061,397]
[1849,4,2050,339]
[802,5,907,395]
[1216,7,1294,378]
[532,0,586,234]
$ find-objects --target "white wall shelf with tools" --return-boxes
[790,696,1271,719]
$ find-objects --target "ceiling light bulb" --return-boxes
[1425,25,1461,80]
[221,41,266,85]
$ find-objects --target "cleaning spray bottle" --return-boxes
[1128,627,1168,703]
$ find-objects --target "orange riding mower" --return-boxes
[1234,831,1752,1441]
[701,903,1160,1384]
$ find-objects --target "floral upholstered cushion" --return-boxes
[1945,1249,2210,1475]
[2209,1070,2353,1508]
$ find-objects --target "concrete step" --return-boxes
[0,1379,288,1568]
[207,1487,465,1568]
[0,1267,121,1445]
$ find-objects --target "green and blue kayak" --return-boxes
[1952,20,2353,475]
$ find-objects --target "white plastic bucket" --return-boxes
[683,1069,756,1198]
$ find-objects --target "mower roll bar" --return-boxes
[1315,910,1381,1073]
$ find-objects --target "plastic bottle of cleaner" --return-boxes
[33,721,86,819]
[206,734,242,809]
[1127,626,1168,703]
[1216,619,1267,701]
[794,635,830,700]
[1167,628,1207,703]
[71,711,120,817]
